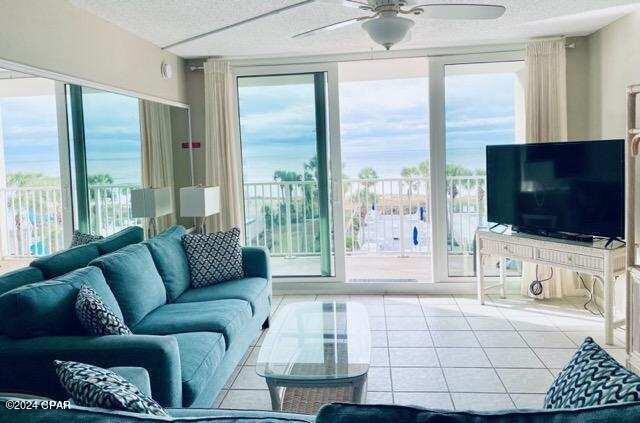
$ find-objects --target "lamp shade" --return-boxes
[362,14,414,50]
[180,186,220,217]
[131,187,173,218]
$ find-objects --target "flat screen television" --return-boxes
[486,139,624,240]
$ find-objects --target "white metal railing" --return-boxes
[0,185,139,258]
[243,175,486,258]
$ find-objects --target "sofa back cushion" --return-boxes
[316,402,640,423]
[0,266,44,296]
[0,266,121,338]
[90,244,167,327]
[95,226,144,255]
[31,243,100,279]
[144,226,190,302]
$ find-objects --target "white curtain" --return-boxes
[139,100,175,232]
[522,38,580,298]
[203,58,243,232]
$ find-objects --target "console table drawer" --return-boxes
[535,248,603,271]
[481,239,534,259]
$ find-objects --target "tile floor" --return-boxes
[214,294,626,412]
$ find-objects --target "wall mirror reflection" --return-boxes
[0,67,192,272]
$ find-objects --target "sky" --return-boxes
[0,88,141,185]
[239,70,520,183]
[1,68,519,186]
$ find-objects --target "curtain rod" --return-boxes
[187,42,574,71]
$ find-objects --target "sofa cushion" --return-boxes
[0,267,120,338]
[145,225,190,302]
[545,337,640,409]
[75,285,132,336]
[182,228,244,287]
[55,360,167,416]
[316,402,640,423]
[95,226,144,255]
[173,332,226,407]
[133,300,252,347]
[91,244,167,327]
[175,277,270,315]
[0,266,44,296]
[31,243,100,279]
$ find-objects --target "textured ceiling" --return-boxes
[68,0,640,58]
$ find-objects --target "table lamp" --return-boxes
[179,186,220,233]
[131,187,174,238]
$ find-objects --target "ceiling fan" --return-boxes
[294,1,506,50]
[163,0,505,52]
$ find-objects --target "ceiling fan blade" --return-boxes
[415,4,506,20]
[342,0,371,8]
[292,16,371,38]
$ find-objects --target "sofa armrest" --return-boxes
[109,367,152,398]
[242,246,271,280]
[0,334,182,407]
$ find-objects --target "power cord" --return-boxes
[529,264,554,296]
[578,273,604,317]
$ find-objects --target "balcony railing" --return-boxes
[0,185,139,257]
[0,177,486,260]
[244,175,487,258]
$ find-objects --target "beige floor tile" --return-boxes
[387,331,433,348]
[467,317,514,331]
[436,348,491,368]
[484,348,544,368]
[496,368,555,393]
[511,394,547,409]
[431,331,479,348]
[220,390,271,410]
[371,330,389,347]
[451,393,514,411]
[385,304,424,317]
[371,348,390,367]
[475,331,526,348]
[389,348,439,367]
[394,392,453,410]
[443,368,505,393]
[366,391,393,404]
[367,367,392,391]
[391,367,447,392]
[426,316,470,331]
[519,331,576,348]
[231,366,268,390]
[387,316,428,331]
[533,348,577,368]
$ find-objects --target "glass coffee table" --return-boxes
[256,301,370,413]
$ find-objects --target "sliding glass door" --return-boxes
[236,66,341,278]
[430,53,525,282]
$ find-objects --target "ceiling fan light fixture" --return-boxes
[362,14,414,50]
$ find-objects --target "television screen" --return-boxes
[486,139,624,239]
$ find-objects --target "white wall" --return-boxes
[0,0,187,104]
[586,11,640,139]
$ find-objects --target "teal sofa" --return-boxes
[0,225,272,409]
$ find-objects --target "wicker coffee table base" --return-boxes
[265,374,367,414]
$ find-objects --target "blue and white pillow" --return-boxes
[75,285,132,336]
[182,227,244,287]
[55,360,167,416]
[544,337,640,409]
[70,230,103,247]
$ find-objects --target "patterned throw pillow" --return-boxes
[181,227,244,288]
[55,360,167,416]
[544,337,640,409]
[75,285,132,336]
[70,230,104,247]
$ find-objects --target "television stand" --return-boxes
[512,227,594,243]
[476,228,626,345]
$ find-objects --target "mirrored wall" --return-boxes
[0,66,192,269]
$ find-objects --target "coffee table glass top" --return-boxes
[256,302,371,381]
